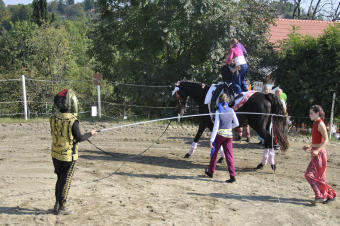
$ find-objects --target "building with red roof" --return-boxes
[268,19,339,45]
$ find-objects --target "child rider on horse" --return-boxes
[224,38,248,97]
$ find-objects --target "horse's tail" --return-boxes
[265,93,289,151]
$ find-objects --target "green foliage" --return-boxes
[32,0,48,26]
[84,0,95,10]
[9,5,33,23]
[90,0,276,116]
[0,4,32,32]
[67,0,75,5]
[273,25,340,124]
[270,0,294,19]
[64,3,86,20]
[0,0,5,10]
[0,20,97,116]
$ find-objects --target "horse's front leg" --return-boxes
[184,122,206,158]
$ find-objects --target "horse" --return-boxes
[171,80,289,160]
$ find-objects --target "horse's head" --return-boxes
[171,81,188,116]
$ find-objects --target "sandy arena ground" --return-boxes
[0,121,339,226]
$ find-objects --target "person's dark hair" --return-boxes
[310,105,325,120]
[54,94,67,113]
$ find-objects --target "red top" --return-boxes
[312,119,324,144]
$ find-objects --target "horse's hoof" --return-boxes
[271,164,276,172]
[184,153,191,158]
[217,157,224,164]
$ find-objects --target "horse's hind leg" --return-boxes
[256,127,276,171]
[184,123,206,158]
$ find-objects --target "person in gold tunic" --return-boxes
[50,89,96,215]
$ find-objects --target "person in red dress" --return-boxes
[303,105,337,205]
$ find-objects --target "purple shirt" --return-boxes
[226,46,244,65]
[235,43,247,55]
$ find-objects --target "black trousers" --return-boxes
[52,158,76,206]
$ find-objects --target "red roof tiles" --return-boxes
[269,19,339,44]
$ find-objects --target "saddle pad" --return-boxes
[233,90,256,111]
[206,90,257,121]
[204,83,223,105]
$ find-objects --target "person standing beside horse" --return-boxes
[275,88,287,113]
[235,79,252,142]
[303,105,336,205]
[224,38,248,96]
[50,89,97,215]
[205,93,239,183]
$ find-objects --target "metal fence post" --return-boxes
[329,92,336,139]
[22,75,28,120]
[97,85,101,118]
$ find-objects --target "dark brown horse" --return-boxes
[172,81,289,158]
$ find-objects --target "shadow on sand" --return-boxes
[187,192,313,207]
[0,206,52,215]
[80,149,207,170]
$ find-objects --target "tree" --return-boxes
[90,0,276,114]
[84,0,95,10]
[32,0,48,26]
[9,5,33,23]
[57,0,65,14]
[273,26,340,124]
[0,0,11,32]
[0,20,95,114]
[0,0,5,10]
[271,0,295,18]
[330,1,340,21]
[64,3,86,20]
[66,0,75,5]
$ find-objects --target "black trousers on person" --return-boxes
[52,158,76,206]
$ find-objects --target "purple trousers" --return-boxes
[208,134,235,177]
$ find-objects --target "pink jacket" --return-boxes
[225,46,247,66]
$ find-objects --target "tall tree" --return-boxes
[9,5,33,23]
[84,0,95,10]
[271,0,295,18]
[0,0,5,10]
[32,0,48,26]
[66,0,75,5]
[57,0,65,13]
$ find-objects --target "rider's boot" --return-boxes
[222,83,235,107]
[210,85,224,113]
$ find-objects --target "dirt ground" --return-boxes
[0,121,339,226]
